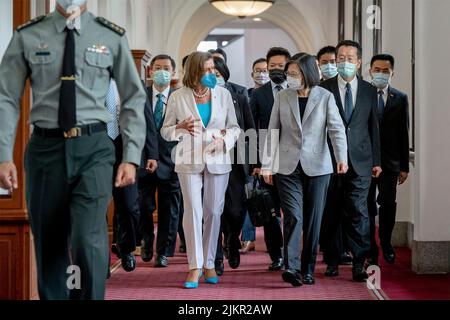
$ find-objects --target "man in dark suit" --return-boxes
[250,47,291,271]
[320,40,382,281]
[367,54,410,265]
[139,54,182,268]
[107,79,158,273]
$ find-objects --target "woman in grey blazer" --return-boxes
[262,55,348,286]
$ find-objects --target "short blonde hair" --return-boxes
[183,51,213,89]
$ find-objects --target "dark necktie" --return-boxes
[153,93,164,130]
[378,90,385,121]
[58,28,76,131]
[345,82,353,123]
[275,85,283,92]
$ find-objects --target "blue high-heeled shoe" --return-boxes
[204,270,219,284]
[183,270,203,289]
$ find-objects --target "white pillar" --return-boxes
[413,0,450,274]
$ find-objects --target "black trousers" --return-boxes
[216,165,247,260]
[276,163,330,274]
[320,174,344,261]
[112,136,141,255]
[368,171,399,256]
[138,173,182,257]
[323,166,372,268]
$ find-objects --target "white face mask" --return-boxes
[287,76,304,90]
[56,0,87,10]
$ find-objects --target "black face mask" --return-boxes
[269,69,286,84]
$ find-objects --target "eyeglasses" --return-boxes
[285,72,301,78]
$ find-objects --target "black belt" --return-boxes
[33,123,106,139]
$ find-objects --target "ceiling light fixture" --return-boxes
[209,0,275,19]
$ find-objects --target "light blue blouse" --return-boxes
[197,101,212,127]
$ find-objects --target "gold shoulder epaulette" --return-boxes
[95,17,125,36]
[17,15,46,32]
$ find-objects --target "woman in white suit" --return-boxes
[160,52,240,288]
[262,54,348,287]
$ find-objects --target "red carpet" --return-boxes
[375,247,450,300]
[106,230,374,300]
[106,228,450,300]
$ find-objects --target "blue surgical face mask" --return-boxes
[57,0,87,10]
[153,70,171,87]
[201,73,217,89]
[320,63,338,80]
[216,76,226,87]
[371,72,391,89]
[337,61,358,80]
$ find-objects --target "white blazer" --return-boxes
[160,86,241,174]
[262,86,348,176]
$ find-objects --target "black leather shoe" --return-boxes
[383,246,396,264]
[352,267,369,282]
[302,273,315,285]
[141,241,153,263]
[282,269,303,287]
[155,255,168,268]
[268,258,284,271]
[179,244,186,254]
[325,265,339,277]
[341,252,353,265]
[121,253,136,272]
[215,260,224,276]
[228,247,240,269]
[111,244,121,259]
[227,237,241,269]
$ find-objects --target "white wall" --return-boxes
[241,28,299,88]
[414,0,450,242]
[0,0,13,63]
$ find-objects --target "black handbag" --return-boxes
[245,176,276,227]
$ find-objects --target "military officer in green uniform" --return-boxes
[0,0,146,300]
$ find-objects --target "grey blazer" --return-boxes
[262,86,347,176]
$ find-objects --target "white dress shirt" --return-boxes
[152,85,171,115]
[338,75,358,109]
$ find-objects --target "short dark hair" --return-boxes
[266,47,291,64]
[291,52,308,61]
[182,55,190,69]
[213,56,230,82]
[208,48,227,63]
[336,40,362,59]
[371,54,395,69]
[150,54,176,70]
[286,54,321,89]
[317,46,336,61]
[252,58,267,70]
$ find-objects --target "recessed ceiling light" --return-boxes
[253,17,262,22]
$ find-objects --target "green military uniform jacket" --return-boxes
[0,10,146,166]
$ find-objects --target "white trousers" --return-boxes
[178,168,230,270]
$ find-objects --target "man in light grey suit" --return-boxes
[262,55,348,286]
